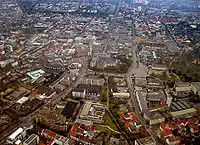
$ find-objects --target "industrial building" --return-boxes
[7,127,26,144]
[23,134,39,145]
[79,101,105,123]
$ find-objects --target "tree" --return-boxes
[195,106,200,113]
[160,71,170,80]
[172,129,179,136]
[108,76,116,87]
[101,87,108,102]
[190,95,200,103]
[139,126,150,138]
[180,74,186,82]
[167,80,175,88]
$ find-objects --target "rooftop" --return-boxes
[151,63,167,70]
[61,101,79,119]
[120,112,138,127]
[175,82,192,87]
[146,77,163,86]
[192,82,200,91]
[23,134,38,144]
[78,84,102,94]
[8,127,24,140]
[72,87,85,93]
[16,96,29,104]
[146,110,164,120]
[27,69,45,80]
[10,89,26,98]
[146,92,165,101]
[135,136,156,145]
[170,100,193,111]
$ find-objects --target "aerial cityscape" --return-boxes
[0,0,200,145]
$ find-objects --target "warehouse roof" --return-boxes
[16,97,29,104]
[8,128,24,140]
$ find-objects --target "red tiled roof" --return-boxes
[120,112,124,118]
[160,122,165,129]
[70,122,98,144]
[182,133,187,137]
[70,123,78,137]
[167,122,177,129]
[193,125,198,130]
[167,136,181,142]
[160,98,166,105]
[91,126,95,131]
[124,114,131,120]
[149,104,167,111]
[161,122,170,132]
[125,121,130,127]
[192,117,198,123]
[120,112,138,128]
[187,119,193,124]
[182,119,187,124]
[180,125,185,129]
[186,123,191,127]
[80,124,84,129]
[78,127,84,134]
[198,116,200,121]
[43,129,57,138]
[160,122,172,137]
[130,112,137,122]
[161,131,172,137]
[177,120,182,125]
[49,140,54,145]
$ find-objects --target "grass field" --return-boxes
[104,112,118,131]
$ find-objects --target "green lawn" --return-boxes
[95,125,118,135]
[104,112,118,131]
[96,125,110,133]
[101,87,109,102]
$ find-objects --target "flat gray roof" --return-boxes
[170,101,192,112]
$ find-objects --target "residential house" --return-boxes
[41,129,57,145]
[120,112,138,128]
[135,136,156,145]
[70,119,102,145]
[159,122,181,145]
[166,136,181,145]
[159,122,173,138]
[110,137,120,145]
